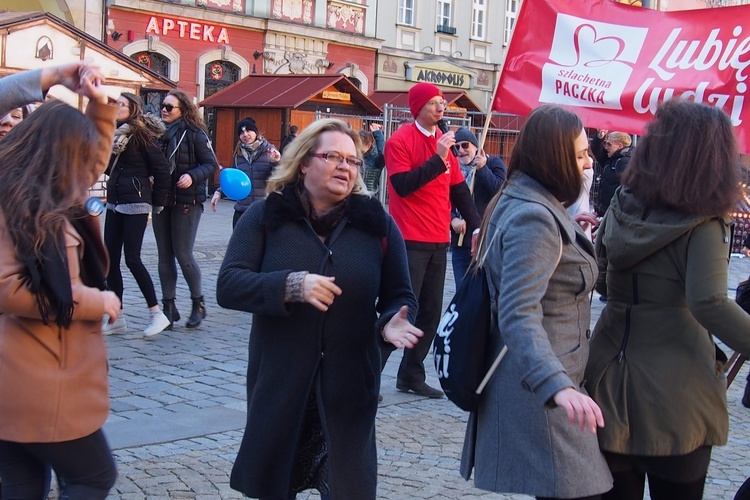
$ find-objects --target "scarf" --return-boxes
[240,137,266,163]
[20,210,108,328]
[163,119,185,174]
[296,183,350,238]
[112,123,132,155]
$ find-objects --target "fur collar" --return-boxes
[263,185,388,238]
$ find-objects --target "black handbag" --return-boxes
[736,279,750,314]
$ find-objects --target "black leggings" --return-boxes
[0,429,117,499]
[602,448,710,500]
[104,209,158,308]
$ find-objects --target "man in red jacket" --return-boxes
[380,82,481,398]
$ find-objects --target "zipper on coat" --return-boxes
[617,272,639,363]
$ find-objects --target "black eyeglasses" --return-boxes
[457,141,473,150]
[311,152,364,169]
[161,104,179,112]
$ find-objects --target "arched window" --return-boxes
[204,60,241,98]
[132,51,170,78]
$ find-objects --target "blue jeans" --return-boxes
[451,246,472,290]
[152,203,204,300]
[0,429,116,499]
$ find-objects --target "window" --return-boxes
[472,0,486,40]
[399,0,415,26]
[504,0,519,46]
[437,0,452,28]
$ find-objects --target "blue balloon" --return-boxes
[219,168,252,200]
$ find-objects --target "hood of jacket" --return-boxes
[263,184,388,238]
[611,145,632,162]
[600,186,717,269]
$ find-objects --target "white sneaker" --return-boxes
[102,315,127,335]
[143,310,170,338]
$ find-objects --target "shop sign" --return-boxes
[145,16,230,44]
[321,91,351,101]
[405,62,472,89]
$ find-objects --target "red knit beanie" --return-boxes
[408,82,443,118]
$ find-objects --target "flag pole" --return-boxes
[457,74,503,246]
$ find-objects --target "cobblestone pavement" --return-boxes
[82,200,750,499]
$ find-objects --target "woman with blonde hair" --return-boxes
[218,119,422,499]
[0,66,120,498]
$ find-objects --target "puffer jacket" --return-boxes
[161,119,218,206]
[107,121,170,207]
[227,138,279,213]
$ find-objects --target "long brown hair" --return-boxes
[472,105,583,265]
[622,99,740,216]
[166,89,208,133]
[0,100,99,258]
[120,92,164,147]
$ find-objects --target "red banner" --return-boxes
[494,0,750,152]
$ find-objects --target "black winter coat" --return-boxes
[592,135,632,216]
[217,187,418,499]
[106,136,170,207]
[451,156,507,248]
[161,119,217,206]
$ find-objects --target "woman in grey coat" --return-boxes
[461,105,613,499]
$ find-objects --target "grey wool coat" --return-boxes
[461,172,613,498]
[216,186,418,499]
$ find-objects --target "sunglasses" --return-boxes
[161,104,179,112]
[457,141,473,150]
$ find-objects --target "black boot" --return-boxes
[186,296,206,329]
[163,299,180,330]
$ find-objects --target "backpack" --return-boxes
[434,229,563,412]
[433,264,508,411]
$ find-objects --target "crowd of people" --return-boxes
[1,62,750,500]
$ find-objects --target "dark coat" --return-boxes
[451,156,507,248]
[161,119,217,206]
[226,139,278,213]
[217,187,418,499]
[106,135,170,207]
[592,135,632,216]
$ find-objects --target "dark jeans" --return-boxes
[381,245,447,385]
[152,203,204,300]
[451,246,472,290]
[602,447,711,500]
[0,429,116,499]
[104,209,158,308]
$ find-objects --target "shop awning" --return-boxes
[200,74,382,115]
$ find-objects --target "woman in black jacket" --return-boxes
[155,90,218,329]
[104,92,172,337]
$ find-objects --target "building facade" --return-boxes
[374,0,512,111]
[103,0,381,110]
